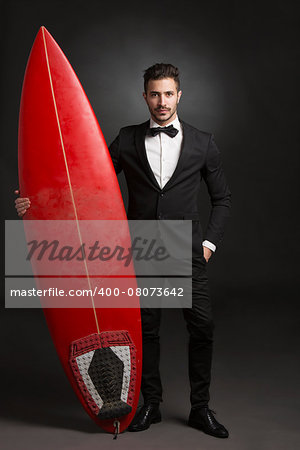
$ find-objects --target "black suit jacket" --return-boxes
[108,119,231,256]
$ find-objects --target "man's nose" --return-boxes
[158,95,167,106]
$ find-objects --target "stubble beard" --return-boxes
[151,107,177,125]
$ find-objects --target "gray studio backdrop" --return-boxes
[1,1,299,449]
[2,0,299,288]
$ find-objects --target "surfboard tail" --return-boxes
[70,331,137,420]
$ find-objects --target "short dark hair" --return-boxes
[143,63,180,92]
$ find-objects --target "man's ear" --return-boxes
[143,92,147,101]
[177,90,182,103]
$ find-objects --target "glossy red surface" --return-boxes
[18,26,141,433]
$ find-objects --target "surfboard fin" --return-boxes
[113,420,120,439]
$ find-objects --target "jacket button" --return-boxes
[158,214,162,219]
[160,193,164,197]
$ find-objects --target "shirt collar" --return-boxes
[150,115,181,129]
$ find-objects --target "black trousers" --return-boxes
[140,256,214,408]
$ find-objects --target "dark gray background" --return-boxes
[1,0,299,449]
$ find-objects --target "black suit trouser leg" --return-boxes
[140,307,163,404]
[140,257,214,407]
[183,257,214,408]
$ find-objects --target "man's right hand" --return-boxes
[14,190,31,217]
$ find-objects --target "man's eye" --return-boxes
[151,93,158,97]
[167,92,173,96]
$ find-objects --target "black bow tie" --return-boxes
[149,125,179,138]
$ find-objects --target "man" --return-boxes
[15,63,231,438]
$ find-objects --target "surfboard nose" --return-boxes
[39,25,51,37]
[35,26,49,42]
[34,26,58,52]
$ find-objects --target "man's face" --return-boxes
[143,78,182,126]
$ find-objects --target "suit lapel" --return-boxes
[135,120,161,190]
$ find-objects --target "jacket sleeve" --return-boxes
[201,134,232,247]
[108,133,123,174]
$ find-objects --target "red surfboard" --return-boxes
[18,26,141,435]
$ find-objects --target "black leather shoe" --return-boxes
[127,403,161,432]
[188,406,229,438]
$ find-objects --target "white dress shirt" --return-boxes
[145,115,216,252]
